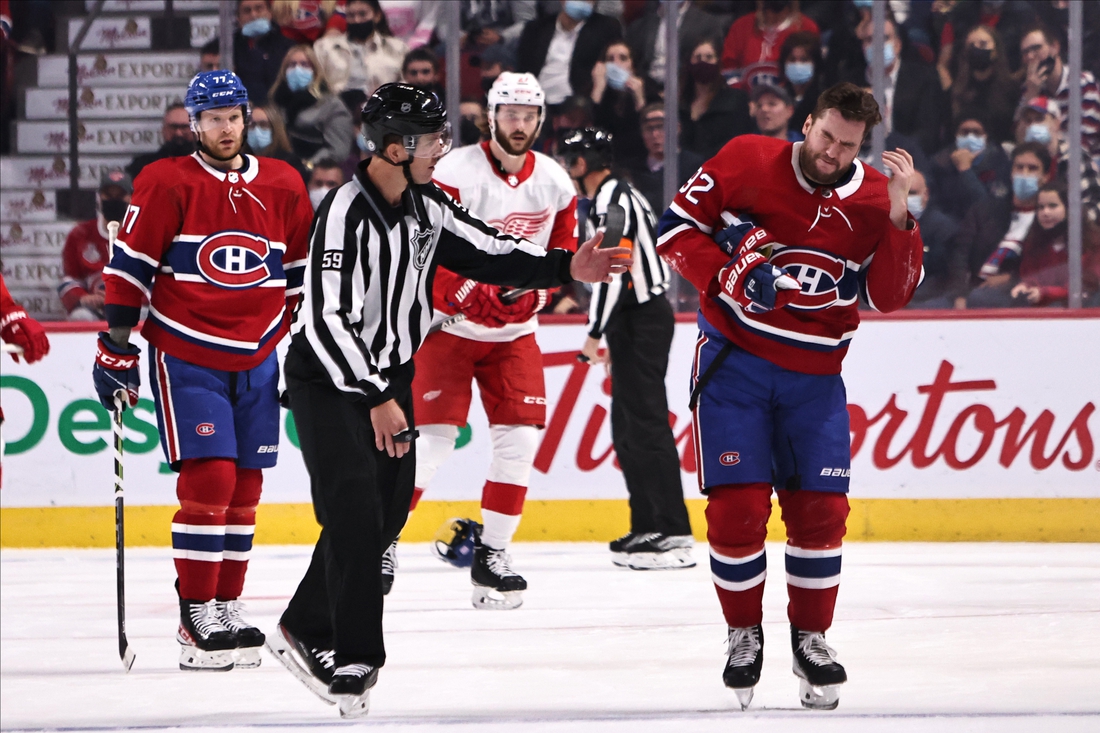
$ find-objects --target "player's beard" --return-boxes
[798,143,848,186]
[493,125,534,157]
[199,131,244,162]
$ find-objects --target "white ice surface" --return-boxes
[2,542,1098,732]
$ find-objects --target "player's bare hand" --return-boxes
[883,148,915,230]
[570,231,633,283]
[371,399,410,458]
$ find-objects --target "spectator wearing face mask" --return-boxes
[246,104,310,183]
[591,40,657,165]
[269,44,355,165]
[57,170,132,321]
[1015,96,1100,226]
[233,0,295,106]
[948,25,1020,146]
[947,142,1051,309]
[778,31,823,134]
[907,169,961,305]
[681,38,751,160]
[126,103,195,180]
[306,157,345,210]
[720,0,819,89]
[929,116,1010,221]
[749,83,802,142]
[1019,23,1100,160]
[314,0,408,115]
[625,0,715,93]
[969,183,1100,308]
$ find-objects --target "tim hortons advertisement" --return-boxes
[0,319,1096,509]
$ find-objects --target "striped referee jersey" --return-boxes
[584,176,672,338]
[291,160,575,404]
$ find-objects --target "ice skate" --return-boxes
[264,623,337,705]
[791,625,846,710]
[722,624,763,710]
[329,663,378,718]
[613,533,696,570]
[609,531,640,554]
[381,539,398,596]
[216,600,264,668]
[470,538,526,610]
[177,599,236,671]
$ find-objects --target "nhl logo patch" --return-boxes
[508,175,519,187]
[401,102,412,113]
[410,225,434,270]
[228,171,239,183]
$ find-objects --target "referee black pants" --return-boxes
[604,295,692,537]
[280,343,415,669]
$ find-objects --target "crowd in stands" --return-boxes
[6,0,1099,315]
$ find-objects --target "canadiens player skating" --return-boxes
[657,83,923,710]
[266,83,630,718]
[397,73,578,610]
[94,71,312,672]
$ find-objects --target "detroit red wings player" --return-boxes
[397,73,577,609]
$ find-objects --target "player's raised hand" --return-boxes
[883,148,916,230]
[570,231,634,283]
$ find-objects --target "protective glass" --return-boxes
[405,122,453,158]
[496,107,541,126]
[192,107,247,134]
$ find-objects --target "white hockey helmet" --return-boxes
[487,72,546,138]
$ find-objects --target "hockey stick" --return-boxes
[426,287,536,335]
[1,343,24,354]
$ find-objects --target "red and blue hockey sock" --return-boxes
[173,458,235,601]
[776,489,850,632]
[216,467,262,601]
[705,483,773,628]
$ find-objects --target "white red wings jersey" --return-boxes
[657,135,923,375]
[432,141,577,342]
[103,153,312,371]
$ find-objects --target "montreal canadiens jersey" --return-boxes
[658,135,923,375]
[432,141,577,342]
[103,153,312,371]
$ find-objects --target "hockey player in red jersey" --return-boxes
[400,73,577,609]
[657,83,923,710]
[94,70,313,672]
[1,273,50,486]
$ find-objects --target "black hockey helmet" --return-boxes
[557,127,614,172]
[361,82,451,162]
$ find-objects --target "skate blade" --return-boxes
[798,677,840,710]
[178,645,234,672]
[733,686,755,711]
[233,646,263,669]
[264,637,337,705]
[623,549,697,570]
[337,690,371,718]
[471,586,523,610]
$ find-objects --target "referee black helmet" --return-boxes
[361,83,450,162]
[558,127,614,172]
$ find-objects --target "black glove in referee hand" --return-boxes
[570,231,633,284]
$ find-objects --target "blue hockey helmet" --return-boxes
[431,518,482,568]
[184,70,250,123]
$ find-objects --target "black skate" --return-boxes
[216,600,265,669]
[609,531,640,553]
[329,663,378,718]
[264,623,337,705]
[381,539,398,596]
[611,532,696,570]
[723,624,764,710]
[470,538,527,610]
[791,625,847,710]
[177,599,236,671]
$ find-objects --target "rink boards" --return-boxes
[1,315,1098,545]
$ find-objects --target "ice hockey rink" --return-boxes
[2,542,1098,733]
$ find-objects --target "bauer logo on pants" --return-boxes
[196,423,215,436]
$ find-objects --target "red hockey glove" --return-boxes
[1,310,50,363]
[713,250,801,314]
[496,288,549,324]
[444,278,507,328]
[713,214,778,259]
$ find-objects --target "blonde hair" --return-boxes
[256,104,294,153]
[270,44,331,100]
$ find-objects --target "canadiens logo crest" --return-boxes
[719,452,741,466]
[769,247,858,311]
[196,423,215,436]
[195,230,272,289]
[410,225,434,270]
[488,207,552,240]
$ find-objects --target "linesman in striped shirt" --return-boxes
[267,84,632,718]
[560,128,694,572]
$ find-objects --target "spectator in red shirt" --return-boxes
[272,0,346,44]
[57,170,132,321]
[720,0,818,89]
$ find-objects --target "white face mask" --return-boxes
[309,186,330,210]
[907,193,925,219]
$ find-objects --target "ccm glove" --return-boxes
[714,250,802,314]
[1,310,50,363]
[93,332,141,410]
[713,214,778,258]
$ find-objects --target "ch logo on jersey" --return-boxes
[488,207,552,240]
[769,247,855,311]
[808,204,853,232]
[196,423,215,436]
[411,225,434,270]
[196,230,272,289]
[719,452,741,466]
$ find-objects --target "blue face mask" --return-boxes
[563,0,594,21]
[241,17,271,38]
[286,66,314,92]
[1012,174,1040,200]
[955,133,986,154]
[247,126,272,150]
[784,61,814,86]
[852,0,874,8]
[1024,123,1052,145]
[605,63,630,91]
[864,42,896,68]
[357,132,370,152]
